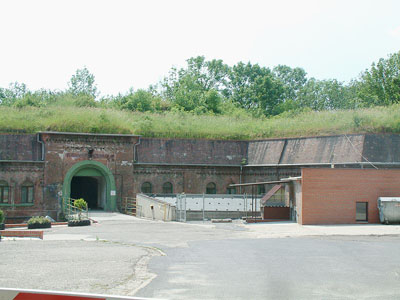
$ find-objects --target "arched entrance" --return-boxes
[62,160,117,211]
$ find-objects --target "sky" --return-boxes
[0,0,399,96]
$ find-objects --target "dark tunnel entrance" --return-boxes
[71,176,104,209]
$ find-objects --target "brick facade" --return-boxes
[0,161,44,223]
[41,132,138,216]
[301,168,400,225]
[2,132,400,223]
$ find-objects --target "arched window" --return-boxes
[162,182,173,194]
[141,182,152,194]
[226,184,236,194]
[21,182,34,204]
[206,182,216,194]
[257,185,266,195]
[0,181,9,203]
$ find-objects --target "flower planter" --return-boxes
[27,222,51,229]
[68,219,91,227]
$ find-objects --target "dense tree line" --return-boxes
[1,51,399,117]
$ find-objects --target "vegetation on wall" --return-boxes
[1,104,400,140]
[0,51,399,139]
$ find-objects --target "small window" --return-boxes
[257,185,266,195]
[0,181,9,203]
[141,182,152,194]
[162,182,173,194]
[226,185,236,194]
[206,182,216,194]
[356,202,368,222]
[21,184,34,203]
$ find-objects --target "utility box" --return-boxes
[377,197,400,224]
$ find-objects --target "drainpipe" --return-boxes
[239,165,242,194]
[37,133,45,161]
[133,136,141,163]
[239,158,247,194]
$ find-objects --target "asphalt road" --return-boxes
[136,235,400,299]
[1,213,400,299]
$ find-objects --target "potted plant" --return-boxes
[68,198,91,227]
[27,216,51,229]
[0,209,5,230]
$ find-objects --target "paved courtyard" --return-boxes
[1,212,400,299]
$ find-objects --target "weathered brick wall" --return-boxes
[41,132,139,207]
[133,165,241,195]
[247,139,286,164]
[362,134,400,163]
[137,138,247,165]
[3,132,400,222]
[301,168,400,224]
[0,134,40,161]
[247,134,364,165]
[0,161,45,222]
[132,165,300,196]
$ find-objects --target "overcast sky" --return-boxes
[0,0,399,96]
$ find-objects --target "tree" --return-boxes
[297,78,350,110]
[120,89,155,112]
[357,51,400,106]
[161,56,228,113]
[227,62,284,115]
[68,67,98,98]
[0,82,28,106]
[273,65,307,101]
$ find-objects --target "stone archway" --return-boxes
[62,160,117,211]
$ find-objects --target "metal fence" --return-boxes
[61,197,89,221]
[152,193,261,222]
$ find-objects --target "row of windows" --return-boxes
[0,181,34,204]
[140,182,267,195]
[141,182,173,194]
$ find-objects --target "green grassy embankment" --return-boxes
[0,105,400,140]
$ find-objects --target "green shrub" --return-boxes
[27,216,50,225]
[27,216,51,229]
[0,209,4,223]
[74,198,87,210]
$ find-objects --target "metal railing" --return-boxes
[62,197,89,221]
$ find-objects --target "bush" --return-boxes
[27,216,51,229]
[0,209,4,223]
[74,198,87,210]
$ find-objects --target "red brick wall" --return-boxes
[301,168,400,225]
[0,162,45,222]
[0,134,40,161]
[42,133,138,208]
